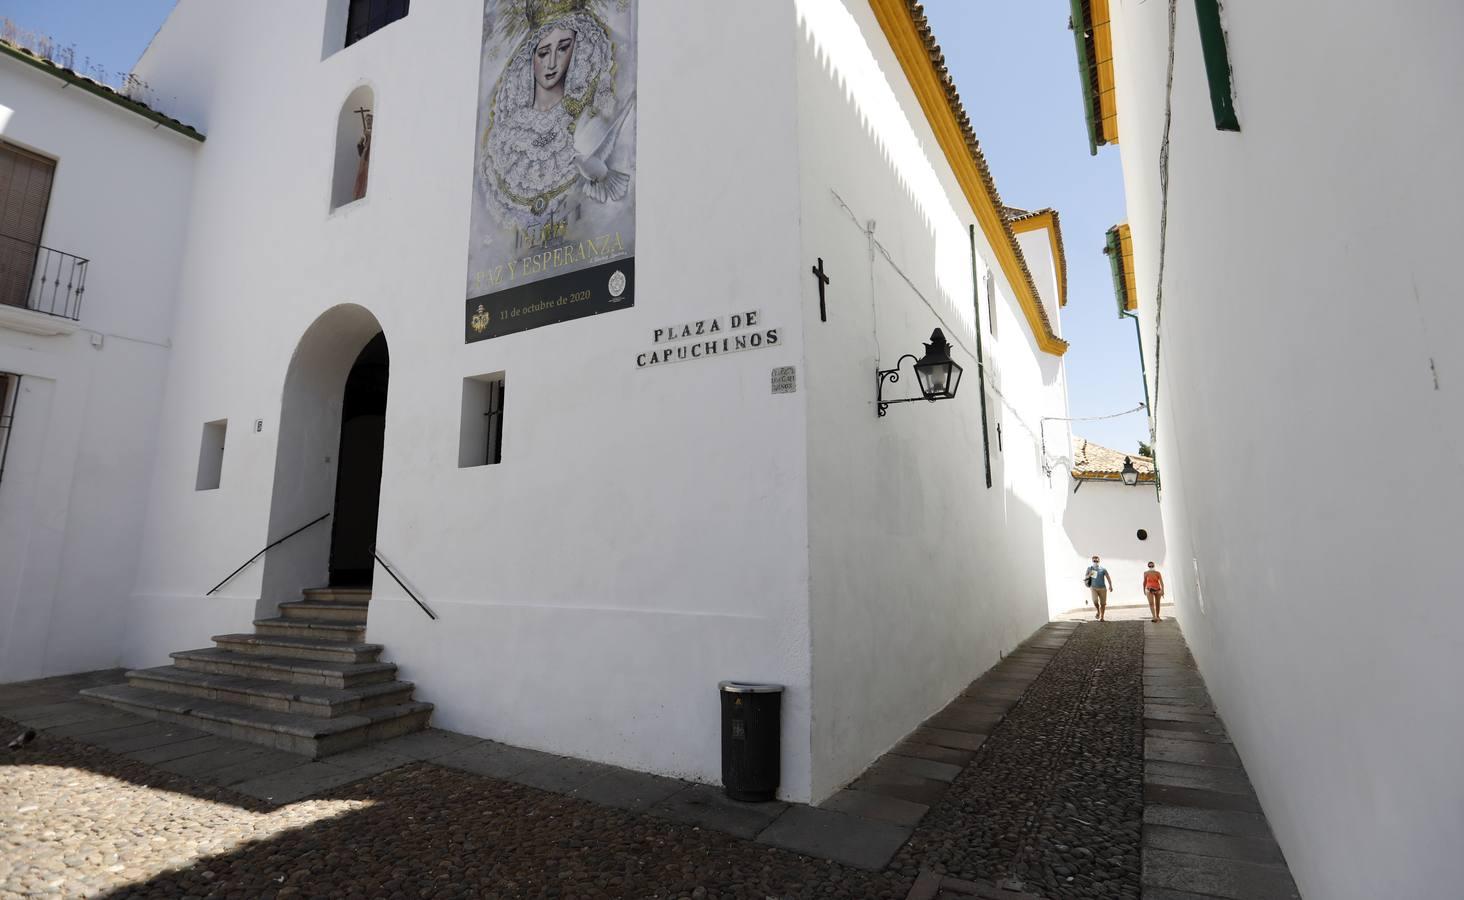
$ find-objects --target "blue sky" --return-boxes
[0,0,1147,453]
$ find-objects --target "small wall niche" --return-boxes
[195,419,227,491]
[459,374,505,468]
[331,85,375,211]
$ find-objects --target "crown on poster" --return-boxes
[526,0,590,28]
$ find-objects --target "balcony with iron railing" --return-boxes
[0,232,88,322]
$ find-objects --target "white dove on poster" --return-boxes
[574,92,636,204]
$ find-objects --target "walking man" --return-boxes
[1143,561,1165,622]
[1084,555,1114,621]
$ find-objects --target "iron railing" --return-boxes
[373,548,437,620]
[206,513,331,596]
[0,233,89,321]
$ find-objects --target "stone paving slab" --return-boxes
[203,748,312,787]
[1143,847,1300,899]
[1144,823,1287,865]
[47,711,147,738]
[1144,783,1262,813]
[869,753,963,783]
[850,767,952,806]
[432,740,558,780]
[756,804,912,870]
[912,726,988,751]
[648,783,788,840]
[90,721,210,754]
[571,766,686,813]
[231,760,364,804]
[820,787,929,826]
[891,740,975,766]
[1145,736,1242,768]
[157,742,275,779]
[123,734,236,765]
[321,743,415,778]
[1145,761,1255,797]
[1142,621,1300,900]
[1142,804,1276,839]
[514,754,618,794]
[372,727,482,760]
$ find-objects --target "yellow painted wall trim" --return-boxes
[1009,210,1068,308]
[867,0,1069,356]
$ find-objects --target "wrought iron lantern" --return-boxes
[876,328,963,417]
[1120,456,1140,487]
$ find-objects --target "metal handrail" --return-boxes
[373,548,438,620]
[0,233,89,321]
[206,513,331,596]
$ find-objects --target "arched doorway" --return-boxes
[259,305,388,614]
[328,333,388,586]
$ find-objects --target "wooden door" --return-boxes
[0,142,56,309]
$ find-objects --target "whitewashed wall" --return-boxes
[129,1,816,798]
[792,0,1071,800]
[1109,0,1464,895]
[0,63,197,681]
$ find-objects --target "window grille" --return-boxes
[0,372,19,484]
[485,379,505,466]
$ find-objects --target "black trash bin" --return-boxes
[719,681,783,802]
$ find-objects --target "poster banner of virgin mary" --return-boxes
[465,0,638,343]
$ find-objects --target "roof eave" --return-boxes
[869,0,1069,357]
[0,40,205,142]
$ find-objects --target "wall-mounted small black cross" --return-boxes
[811,258,831,322]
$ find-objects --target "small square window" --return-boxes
[346,0,410,48]
[196,419,227,491]
[459,374,505,468]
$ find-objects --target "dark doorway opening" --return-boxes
[329,332,388,587]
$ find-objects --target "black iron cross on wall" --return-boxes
[811,258,831,322]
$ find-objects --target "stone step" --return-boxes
[279,600,369,624]
[79,683,432,758]
[252,617,365,643]
[127,666,415,719]
[302,587,372,604]
[172,647,398,688]
[213,632,382,664]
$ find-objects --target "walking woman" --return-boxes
[1143,562,1165,622]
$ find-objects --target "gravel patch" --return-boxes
[892,622,1145,899]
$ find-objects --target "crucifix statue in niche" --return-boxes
[353,107,374,202]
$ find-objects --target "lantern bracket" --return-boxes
[875,354,932,418]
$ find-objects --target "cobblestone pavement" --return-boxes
[2,713,913,899]
[893,622,1145,899]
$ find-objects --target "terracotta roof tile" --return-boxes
[0,38,204,141]
[1071,437,1155,481]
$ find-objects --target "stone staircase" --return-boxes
[81,587,432,758]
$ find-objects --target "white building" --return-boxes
[2,0,1082,804]
[1073,0,1464,895]
[1044,438,1162,616]
[0,41,201,683]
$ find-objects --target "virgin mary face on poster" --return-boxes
[532,27,576,109]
